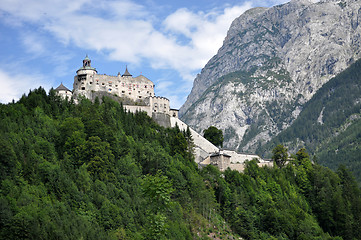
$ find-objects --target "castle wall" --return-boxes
[223,150,261,163]
[123,105,152,117]
[210,154,230,171]
[149,96,170,114]
[73,72,155,102]
[57,90,72,99]
[169,109,179,118]
[170,117,219,154]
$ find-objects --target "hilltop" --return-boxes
[1,89,361,239]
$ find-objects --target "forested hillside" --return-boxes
[0,88,360,239]
[258,57,361,183]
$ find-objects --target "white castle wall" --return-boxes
[223,150,261,163]
[123,105,152,117]
[169,117,268,170]
[73,71,155,102]
[57,89,72,99]
[149,97,170,114]
[170,117,220,163]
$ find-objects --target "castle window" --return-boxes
[115,85,118,87]
[139,96,142,99]
[90,82,92,84]
[122,91,125,93]
[164,104,166,108]
[81,87,85,90]
[109,89,112,92]
[129,92,131,95]
[138,91,140,94]
[102,83,105,86]
[145,85,147,88]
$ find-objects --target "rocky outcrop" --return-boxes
[180,0,361,152]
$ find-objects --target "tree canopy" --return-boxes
[0,88,360,239]
[203,126,224,148]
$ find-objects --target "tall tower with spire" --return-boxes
[73,55,98,99]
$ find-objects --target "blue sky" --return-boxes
[0,0,288,108]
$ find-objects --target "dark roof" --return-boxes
[210,152,231,158]
[122,66,132,77]
[55,83,71,92]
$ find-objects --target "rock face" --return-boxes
[180,0,361,152]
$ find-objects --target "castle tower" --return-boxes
[55,83,72,99]
[73,55,98,99]
[83,55,92,68]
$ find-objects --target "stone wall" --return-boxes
[223,150,261,163]
[73,72,155,102]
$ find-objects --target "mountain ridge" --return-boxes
[180,0,361,152]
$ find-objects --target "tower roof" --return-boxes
[77,55,97,73]
[122,66,132,77]
[55,83,71,92]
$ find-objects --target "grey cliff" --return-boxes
[180,0,361,152]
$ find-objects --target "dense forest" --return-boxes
[258,57,361,183]
[1,88,361,239]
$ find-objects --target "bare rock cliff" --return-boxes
[180,0,361,152]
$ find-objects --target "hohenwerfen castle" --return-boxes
[55,56,271,172]
[55,55,178,119]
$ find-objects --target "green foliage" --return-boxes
[272,144,288,168]
[203,126,224,148]
[1,88,360,239]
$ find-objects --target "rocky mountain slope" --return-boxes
[258,57,361,181]
[180,0,361,152]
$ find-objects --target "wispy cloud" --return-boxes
[0,0,251,79]
[0,68,52,103]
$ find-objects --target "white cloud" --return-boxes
[21,32,46,56]
[0,0,252,80]
[0,68,52,103]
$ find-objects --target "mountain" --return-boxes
[180,0,361,152]
[258,57,361,181]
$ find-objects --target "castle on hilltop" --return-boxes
[55,55,178,119]
[55,56,271,172]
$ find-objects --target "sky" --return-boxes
[0,0,289,108]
